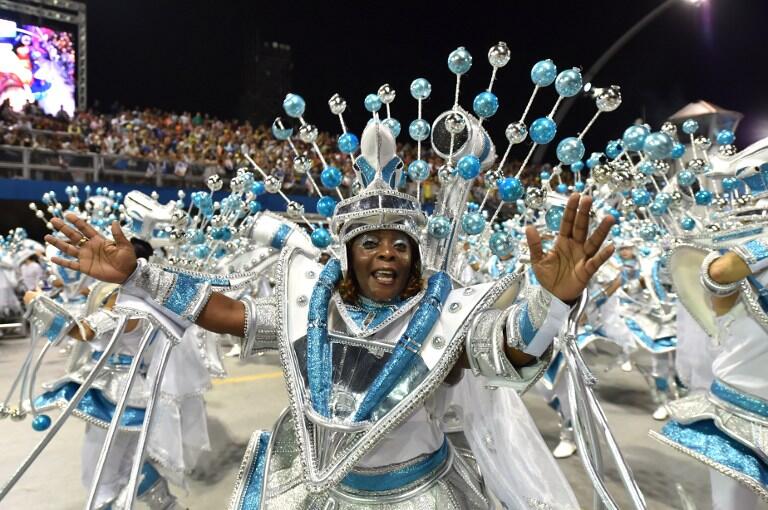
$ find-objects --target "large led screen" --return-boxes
[0,18,76,116]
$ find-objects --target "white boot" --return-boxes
[553,438,578,459]
[652,404,669,421]
[224,343,241,358]
[552,424,577,459]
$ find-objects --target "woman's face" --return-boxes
[350,230,413,302]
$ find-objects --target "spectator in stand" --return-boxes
[0,100,551,206]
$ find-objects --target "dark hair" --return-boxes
[337,237,423,303]
[130,238,154,260]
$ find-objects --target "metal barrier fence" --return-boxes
[0,144,218,189]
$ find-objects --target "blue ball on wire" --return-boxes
[555,68,583,97]
[321,166,343,188]
[428,215,452,239]
[497,177,524,202]
[409,119,430,142]
[622,125,650,152]
[282,93,305,118]
[671,143,686,159]
[316,196,337,217]
[410,78,432,100]
[32,414,51,431]
[461,212,486,235]
[457,155,481,180]
[408,160,430,181]
[545,206,565,231]
[676,170,697,187]
[473,91,499,118]
[448,47,473,75]
[489,231,515,257]
[364,94,382,113]
[716,129,735,145]
[680,217,696,231]
[530,117,557,144]
[338,133,359,154]
[694,190,713,206]
[556,137,585,165]
[530,59,557,87]
[383,118,401,138]
[643,132,674,160]
[311,228,332,248]
[682,119,699,135]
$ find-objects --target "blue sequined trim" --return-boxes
[341,440,449,492]
[44,315,68,342]
[661,419,768,487]
[306,259,341,417]
[271,224,292,249]
[624,317,676,351]
[165,268,231,288]
[711,380,768,418]
[353,271,452,422]
[239,432,271,510]
[355,155,377,187]
[34,382,145,427]
[516,302,538,346]
[164,273,204,317]
[743,239,768,263]
[651,259,667,301]
[713,227,765,245]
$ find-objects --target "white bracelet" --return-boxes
[700,251,741,296]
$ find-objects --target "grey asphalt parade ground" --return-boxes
[0,336,765,509]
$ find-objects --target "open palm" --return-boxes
[45,213,138,284]
[526,193,615,303]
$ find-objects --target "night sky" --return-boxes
[81,0,767,158]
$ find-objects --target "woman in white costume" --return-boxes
[27,238,211,510]
[45,114,616,508]
[656,231,768,510]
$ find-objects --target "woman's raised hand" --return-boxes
[527,193,615,303]
[45,213,137,284]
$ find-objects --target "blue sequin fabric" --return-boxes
[34,381,145,427]
[165,273,206,318]
[353,271,452,422]
[661,419,768,487]
[239,432,271,510]
[45,314,68,342]
[306,259,342,417]
[516,302,538,346]
[744,239,768,263]
[711,380,768,418]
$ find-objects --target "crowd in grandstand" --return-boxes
[0,99,556,200]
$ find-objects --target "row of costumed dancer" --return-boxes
[0,42,767,509]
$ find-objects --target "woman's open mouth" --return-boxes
[371,269,397,285]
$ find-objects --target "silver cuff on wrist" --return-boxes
[700,251,741,296]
